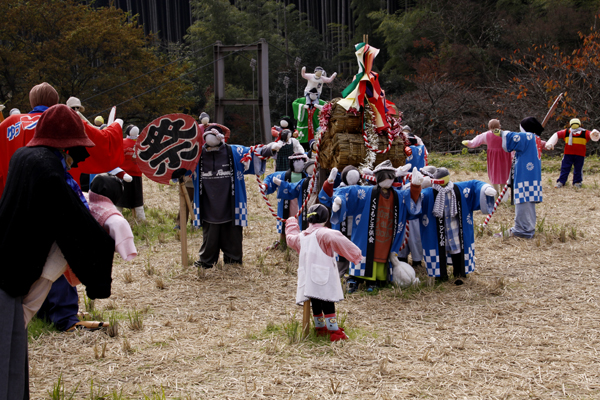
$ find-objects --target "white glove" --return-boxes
[0,104,5,112]
[242,159,250,172]
[421,176,432,189]
[546,132,558,149]
[411,167,423,186]
[484,186,497,197]
[115,118,124,128]
[328,167,338,183]
[270,141,284,152]
[273,177,282,186]
[396,164,411,177]
[591,129,600,142]
[332,197,342,212]
[123,173,132,182]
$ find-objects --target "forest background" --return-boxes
[2,0,600,152]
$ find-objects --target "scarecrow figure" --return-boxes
[418,167,496,283]
[545,118,600,188]
[29,174,137,330]
[462,119,513,197]
[263,152,310,249]
[285,204,362,341]
[301,66,337,110]
[0,104,115,397]
[329,160,423,293]
[494,117,547,238]
[192,125,282,268]
[319,165,362,277]
[117,124,145,220]
[271,116,303,171]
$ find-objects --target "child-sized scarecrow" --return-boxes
[545,118,600,188]
[462,119,513,196]
[330,160,423,292]
[495,117,545,238]
[263,153,309,248]
[301,66,337,110]
[285,204,362,341]
[192,125,282,268]
[117,124,145,220]
[418,167,496,283]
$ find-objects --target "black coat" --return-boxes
[0,146,115,299]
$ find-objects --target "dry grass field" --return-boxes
[29,153,600,399]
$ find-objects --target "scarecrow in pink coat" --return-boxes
[462,119,512,196]
[286,204,362,342]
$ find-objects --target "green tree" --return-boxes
[0,0,193,126]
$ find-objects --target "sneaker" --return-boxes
[574,183,582,189]
[346,278,358,294]
[555,182,564,188]
[329,328,348,342]
[366,282,377,292]
[193,260,213,269]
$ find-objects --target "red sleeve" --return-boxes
[70,122,125,184]
[323,180,334,197]
[557,129,567,140]
[586,130,592,142]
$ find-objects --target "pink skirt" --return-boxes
[487,148,512,184]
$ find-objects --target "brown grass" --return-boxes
[28,162,600,399]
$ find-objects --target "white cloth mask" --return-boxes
[378,178,394,189]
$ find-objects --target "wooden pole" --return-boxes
[302,300,311,339]
[179,181,188,267]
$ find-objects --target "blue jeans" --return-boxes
[557,154,585,185]
[37,275,79,331]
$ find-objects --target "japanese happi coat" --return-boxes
[419,181,494,277]
[331,185,421,280]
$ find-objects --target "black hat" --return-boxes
[520,117,544,135]
[90,174,124,205]
[433,167,450,180]
[307,204,329,224]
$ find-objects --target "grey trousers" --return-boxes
[199,221,243,265]
[0,289,28,400]
[511,202,536,239]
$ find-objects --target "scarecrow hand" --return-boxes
[484,186,497,197]
[0,104,4,112]
[273,177,282,186]
[270,141,284,152]
[546,132,558,149]
[327,168,338,183]
[462,140,470,147]
[396,164,412,177]
[115,118,123,128]
[242,159,251,172]
[411,167,424,185]
[332,197,342,213]
[591,129,600,142]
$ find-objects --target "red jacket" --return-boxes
[557,128,592,157]
[0,112,125,197]
[120,138,142,176]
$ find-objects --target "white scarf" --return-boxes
[432,182,457,218]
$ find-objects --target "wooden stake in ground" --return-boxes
[179,179,188,267]
[302,301,311,339]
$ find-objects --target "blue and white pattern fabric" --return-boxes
[331,185,421,280]
[419,180,493,277]
[192,144,266,228]
[405,144,427,171]
[501,131,542,204]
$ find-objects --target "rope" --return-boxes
[244,134,322,222]
[362,129,394,154]
[482,183,509,228]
